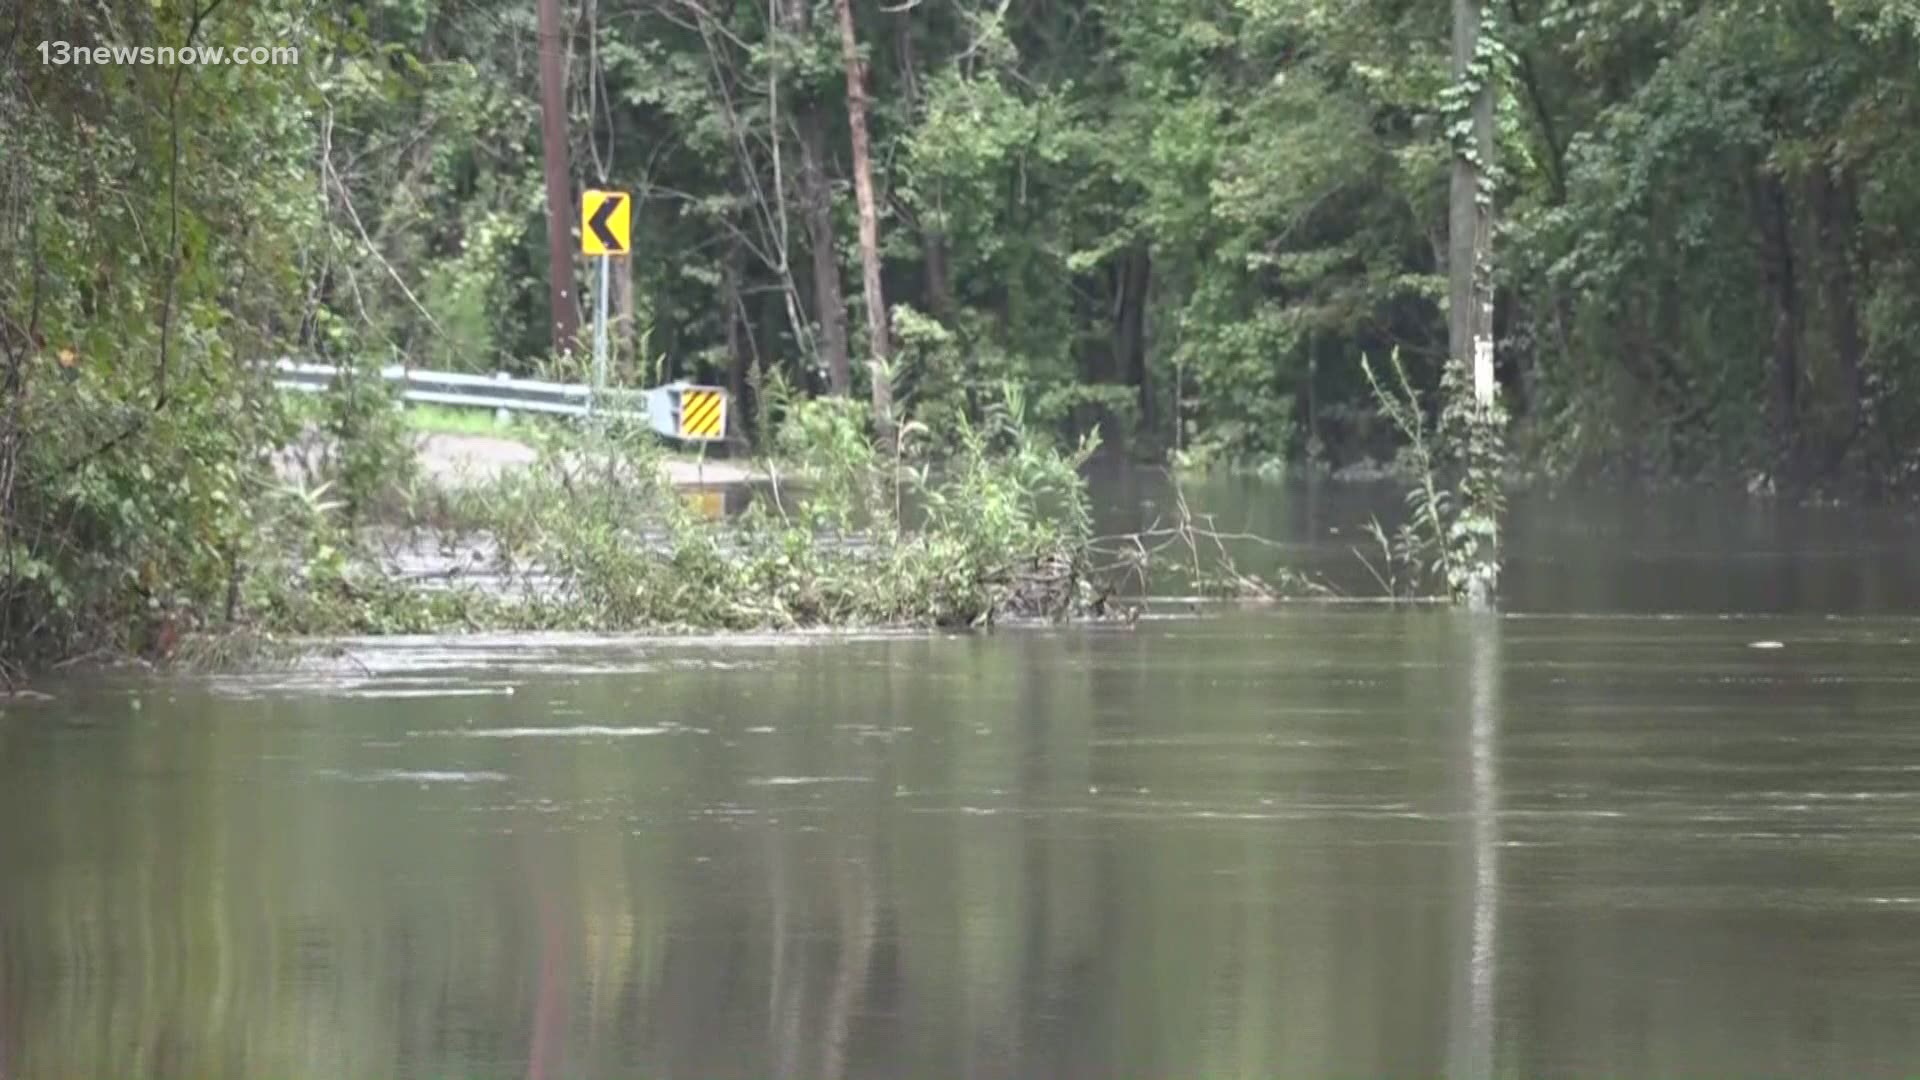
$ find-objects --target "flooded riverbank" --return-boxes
[4,483,1919,1077]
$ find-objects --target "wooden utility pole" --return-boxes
[833,0,894,444]
[537,0,579,355]
[1450,0,1499,609]
[613,252,635,380]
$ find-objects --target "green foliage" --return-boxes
[1359,349,1505,602]
[914,385,1100,561]
[1507,0,1920,486]
[2,360,293,660]
[320,360,419,523]
[396,392,1101,632]
[11,0,1920,662]
[3,0,313,662]
[403,403,518,437]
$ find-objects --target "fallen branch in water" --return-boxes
[1084,471,1335,605]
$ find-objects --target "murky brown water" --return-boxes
[5,485,1920,1078]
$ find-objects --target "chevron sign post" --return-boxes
[581,189,630,410]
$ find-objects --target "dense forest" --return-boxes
[4,0,1920,658]
[11,0,1920,476]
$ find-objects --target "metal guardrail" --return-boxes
[271,360,727,441]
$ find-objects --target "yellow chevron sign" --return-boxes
[677,387,726,440]
[580,189,630,256]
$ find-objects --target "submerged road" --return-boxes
[6,610,1920,1077]
[6,480,1920,1077]
[275,429,761,489]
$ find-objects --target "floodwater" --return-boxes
[5,481,1920,1078]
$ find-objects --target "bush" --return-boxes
[370,383,1103,634]
[1,355,295,665]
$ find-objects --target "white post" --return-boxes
[1473,332,1495,410]
[1470,324,1497,613]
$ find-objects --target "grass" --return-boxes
[401,404,713,462]
[401,403,733,472]
[402,403,530,437]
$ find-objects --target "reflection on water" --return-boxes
[5,490,1920,1078]
[1450,613,1499,1080]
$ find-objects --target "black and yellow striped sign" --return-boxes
[677,387,726,440]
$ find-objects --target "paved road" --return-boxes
[413,433,760,488]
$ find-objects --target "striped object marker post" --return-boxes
[676,387,727,440]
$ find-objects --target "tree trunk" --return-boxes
[1305,343,1319,454]
[724,231,751,433]
[798,120,852,395]
[895,14,954,323]
[1755,171,1800,481]
[1115,246,1152,445]
[612,252,635,382]
[923,228,954,322]
[1812,166,1864,468]
[1450,0,1498,610]
[536,0,578,355]
[833,0,894,445]
[778,0,852,395]
[1449,0,1495,405]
